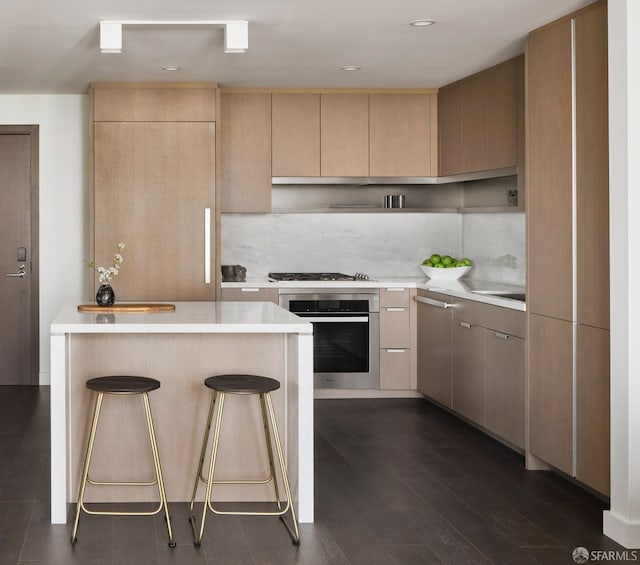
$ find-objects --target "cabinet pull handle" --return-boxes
[494,331,510,340]
[204,208,211,284]
[415,296,453,309]
[241,288,260,292]
[386,349,406,353]
[459,321,472,329]
[386,307,405,312]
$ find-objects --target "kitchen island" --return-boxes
[49,301,314,524]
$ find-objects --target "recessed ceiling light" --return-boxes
[409,19,435,27]
[340,65,361,71]
[162,66,181,71]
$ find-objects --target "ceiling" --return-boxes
[0,0,596,94]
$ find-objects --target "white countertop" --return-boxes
[223,276,526,311]
[51,301,314,334]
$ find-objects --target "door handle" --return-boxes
[6,264,26,278]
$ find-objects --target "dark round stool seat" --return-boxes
[86,375,161,394]
[204,374,280,394]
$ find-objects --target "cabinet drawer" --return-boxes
[380,287,410,307]
[220,288,279,303]
[380,307,411,347]
[453,297,525,338]
[92,86,217,122]
[380,348,411,390]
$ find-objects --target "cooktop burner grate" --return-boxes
[268,272,369,282]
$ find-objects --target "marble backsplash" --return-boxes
[221,212,525,284]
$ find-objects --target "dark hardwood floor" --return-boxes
[0,386,625,564]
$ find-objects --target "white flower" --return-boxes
[88,242,126,284]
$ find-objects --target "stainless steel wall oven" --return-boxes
[279,290,380,389]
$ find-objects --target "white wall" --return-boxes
[0,95,88,385]
[603,0,640,549]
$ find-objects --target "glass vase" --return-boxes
[95,284,115,307]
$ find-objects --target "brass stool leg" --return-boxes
[142,392,175,547]
[71,391,104,544]
[259,393,283,510]
[264,392,300,545]
[192,391,226,546]
[189,390,217,514]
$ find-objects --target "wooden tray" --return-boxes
[77,303,176,313]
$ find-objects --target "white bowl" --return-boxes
[420,265,471,280]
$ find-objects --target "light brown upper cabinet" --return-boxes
[271,93,320,177]
[438,57,521,176]
[90,84,217,301]
[220,92,272,213]
[320,94,369,177]
[369,93,437,177]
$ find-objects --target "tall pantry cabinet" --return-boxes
[89,84,219,300]
[526,0,609,495]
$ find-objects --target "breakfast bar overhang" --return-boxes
[49,301,314,525]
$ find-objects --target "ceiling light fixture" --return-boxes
[409,19,436,27]
[340,65,361,71]
[99,20,249,54]
[162,66,181,71]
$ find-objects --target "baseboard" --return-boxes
[314,389,422,399]
[603,510,640,549]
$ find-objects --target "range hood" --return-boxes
[272,166,517,186]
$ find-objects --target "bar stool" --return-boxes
[189,374,300,546]
[70,375,175,547]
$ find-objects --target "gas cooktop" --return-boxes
[268,272,370,282]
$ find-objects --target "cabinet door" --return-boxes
[526,18,573,321]
[438,82,463,176]
[271,94,320,176]
[528,314,574,475]
[452,320,485,425]
[220,287,279,303]
[461,73,486,173]
[380,348,411,390]
[575,1,609,330]
[94,122,215,300]
[220,93,271,213]
[576,324,610,495]
[484,59,518,170]
[369,94,434,177]
[380,307,410,348]
[416,292,453,407]
[485,331,525,448]
[320,94,369,177]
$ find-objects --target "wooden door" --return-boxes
[576,323,610,495]
[438,82,463,176]
[416,292,453,407]
[485,330,525,448]
[0,127,39,384]
[452,319,485,425]
[271,94,320,176]
[220,93,272,213]
[320,94,369,177]
[575,1,609,330]
[93,122,216,301]
[526,18,573,321]
[528,313,574,475]
[369,94,434,177]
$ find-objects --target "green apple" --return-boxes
[429,254,442,265]
[461,258,473,266]
[422,260,433,267]
[441,256,453,267]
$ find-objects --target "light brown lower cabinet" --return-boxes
[379,289,414,390]
[219,287,279,303]
[416,291,453,407]
[452,320,485,425]
[528,313,574,475]
[576,324,610,496]
[485,330,525,449]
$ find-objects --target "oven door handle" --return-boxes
[297,316,369,323]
